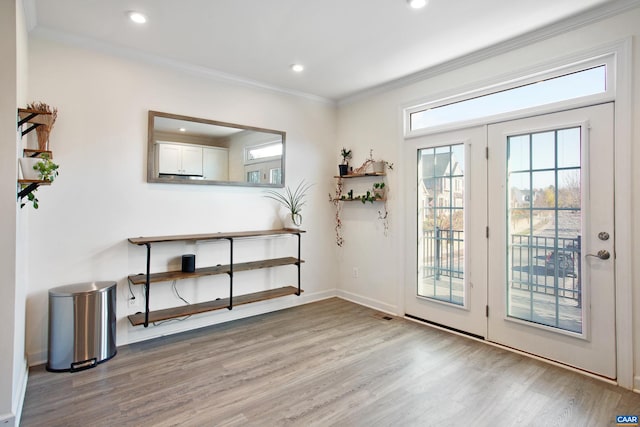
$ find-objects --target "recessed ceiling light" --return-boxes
[290,64,304,73]
[407,0,427,9]
[128,11,147,24]
[179,128,186,132]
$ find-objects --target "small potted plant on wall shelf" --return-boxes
[339,147,352,176]
[373,182,386,199]
[19,153,59,182]
[19,153,59,209]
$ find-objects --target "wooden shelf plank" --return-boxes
[127,286,303,326]
[332,198,386,203]
[18,108,53,126]
[18,179,51,186]
[23,149,53,158]
[128,257,304,285]
[333,172,386,178]
[128,228,305,245]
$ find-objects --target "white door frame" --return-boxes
[398,38,633,389]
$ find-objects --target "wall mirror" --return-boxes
[148,110,285,187]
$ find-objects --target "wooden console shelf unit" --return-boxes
[127,228,305,327]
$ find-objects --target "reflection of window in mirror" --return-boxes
[245,141,283,162]
[247,170,260,183]
[270,168,282,185]
[243,141,283,185]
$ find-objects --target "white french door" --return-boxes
[487,103,616,378]
[404,126,488,338]
[405,104,616,378]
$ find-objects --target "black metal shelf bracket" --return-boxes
[18,112,43,137]
[296,232,302,295]
[144,243,151,327]
[226,238,234,310]
[18,182,39,200]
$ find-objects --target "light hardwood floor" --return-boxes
[21,298,640,426]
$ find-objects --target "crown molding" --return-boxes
[338,0,640,106]
[28,26,335,106]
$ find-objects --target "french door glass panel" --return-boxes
[506,127,582,333]
[418,144,465,305]
[404,126,487,339]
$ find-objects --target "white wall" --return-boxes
[25,36,338,363]
[336,8,640,387]
[1,1,28,425]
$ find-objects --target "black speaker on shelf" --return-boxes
[181,254,196,273]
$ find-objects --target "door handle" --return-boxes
[586,250,610,260]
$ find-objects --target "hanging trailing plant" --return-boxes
[328,179,344,246]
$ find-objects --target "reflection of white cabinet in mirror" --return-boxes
[203,146,229,180]
[157,142,203,176]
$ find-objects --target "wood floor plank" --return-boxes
[21,298,640,426]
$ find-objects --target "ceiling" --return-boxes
[28,0,619,102]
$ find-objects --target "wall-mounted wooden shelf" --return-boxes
[128,228,305,327]
[17,108,56,204]
[23,149,52,158]
[18,108,53,137]
[127,257,303,285]
[334,172,386,179]
[127,286,302,326]
[332,197,386,203]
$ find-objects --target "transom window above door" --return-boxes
[405,54,614,136]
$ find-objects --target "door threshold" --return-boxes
[404,314,618,387]
[404,314,485,341]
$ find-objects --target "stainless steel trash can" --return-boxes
[47,281,117,372]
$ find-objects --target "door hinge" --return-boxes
[486,305,489,317]
[486,226,489,238]
[485,147,489,159]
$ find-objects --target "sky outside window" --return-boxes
[411,66,606,131]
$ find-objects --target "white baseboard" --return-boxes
[14,364,28,427]
[0,413,15,427]
[27,351,46,367]
[0,364,29,427]
[336,290,399,316]
[633,376,640,393]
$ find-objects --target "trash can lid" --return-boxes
[49,281,117,297]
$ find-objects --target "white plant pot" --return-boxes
[283,212,302,229]
[372,161,385,174]
[19,157,41,180]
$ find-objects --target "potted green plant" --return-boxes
[19,153,59,182]
[19,153,59,209]
[339,147,352,176]
[372,160,394,174]
[264,180,313,228]
[373,182,386,199]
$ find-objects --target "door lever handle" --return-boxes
[586,250,610,260]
